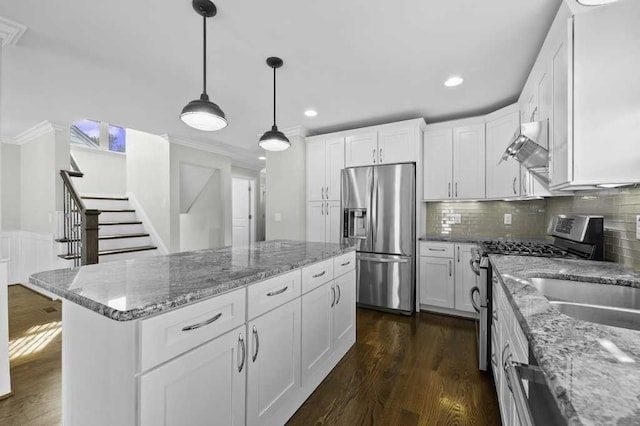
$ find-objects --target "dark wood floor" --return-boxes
[0,286,500,426]
[0,285,62,426]
[288,309,501,426]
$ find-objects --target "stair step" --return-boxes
[99,209,135,213]
[100,221,143,226]
[81,195,129,201]
[99,246,158,256]
[58,245,158,260]
[100,233,150,240]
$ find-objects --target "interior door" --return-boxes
[423,128,453,200]
[232,178,251,246]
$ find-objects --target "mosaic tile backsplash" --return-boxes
[426,186,640,271]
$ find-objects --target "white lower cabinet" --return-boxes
[419,243,476,314]
[247,298,301,426]
[333,270,356,352]
[140,325,246,426]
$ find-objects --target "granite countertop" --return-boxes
[29,240,354,322]
[490,255,640,426]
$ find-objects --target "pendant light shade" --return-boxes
[259,57,290,151]
[180,0,228,131]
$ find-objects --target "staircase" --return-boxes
[57,194,159,264]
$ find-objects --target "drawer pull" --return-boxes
[266,286,288,297]
[340,261,351,267]
[181,312,223,332]
[428,248,446,252]
[312,271,326,279]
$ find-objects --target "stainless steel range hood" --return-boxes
[499,120,550,183]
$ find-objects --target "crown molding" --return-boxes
[0,16,27,47]
[166,135,234,159]
[12,121,66,145]
[281,126,311,138]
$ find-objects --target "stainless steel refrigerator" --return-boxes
[341,163,415,314]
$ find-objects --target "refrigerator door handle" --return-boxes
[357,254,410,264]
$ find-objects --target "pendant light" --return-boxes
[259,57,290,151]
[180,0,228,131]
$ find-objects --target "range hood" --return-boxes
[500,119,550,183]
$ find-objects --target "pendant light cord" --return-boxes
[202,13,207,96]
[273,66,277,128]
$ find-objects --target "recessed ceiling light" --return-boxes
[577,0,617,5]
[304,109,318,117]
[258,156,266,160]
[444,76,464,87]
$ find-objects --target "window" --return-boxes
[70,119,126,153]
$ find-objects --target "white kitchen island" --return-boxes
[29,240,356,426]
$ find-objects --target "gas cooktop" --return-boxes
[480,240,572,258]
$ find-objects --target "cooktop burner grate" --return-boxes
[481,240,570,258]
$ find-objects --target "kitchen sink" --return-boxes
[528,278,640,331]
[549,301,640,331]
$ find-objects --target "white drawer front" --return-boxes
[301,259,334,294]
[248,270,301,320]
[140,287,246,372]
[420,242,454,258]
[334,252,356,278]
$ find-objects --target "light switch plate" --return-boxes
[274,212,282,222]
[504,213,512,225]
[636,215,640,239]
[454,214,462,224]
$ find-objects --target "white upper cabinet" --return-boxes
[306,137,344,201]
[345,132,378,167]
[453,124,486,200]
[377,127,419,165]
[485,108,521,199]
[423,128,453,200]
[344,121,424,168]
[424,122,485,201]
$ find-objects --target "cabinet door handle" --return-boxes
[512,177,517,195]
[457,246,460,262]
[252,326,259,362]
[312,270,326,279]
[238,333,246,373]
[321,202,325,216]
[340,261,351,266]
[455,182,458,198]
[336,284,341,305]
[449,260,452,277]
[266,286,288,297]
[379,147,383,163]
[331,285,336,307]
[448,182,451,198]
[181,312,222,331]
[372,148,376,164]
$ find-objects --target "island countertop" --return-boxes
[29,240,355,322]
[490,255,640,426]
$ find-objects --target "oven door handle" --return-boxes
[470,286,480,313]
[469,259,480,276]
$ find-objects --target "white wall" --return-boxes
[125,129,171,249]
[169,142,232,252]
[265,134,306,240]
[1,143,21,230]
[179,169,223,251]
[70,146,127,195]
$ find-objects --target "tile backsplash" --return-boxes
[425,186,640,272]
[425,200,547,239]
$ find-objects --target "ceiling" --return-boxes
[0,0,562,168]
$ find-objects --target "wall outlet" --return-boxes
[454,214,462,224]
[504,213,512,225]
[636,215,640,240]
[274,212,282,223]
